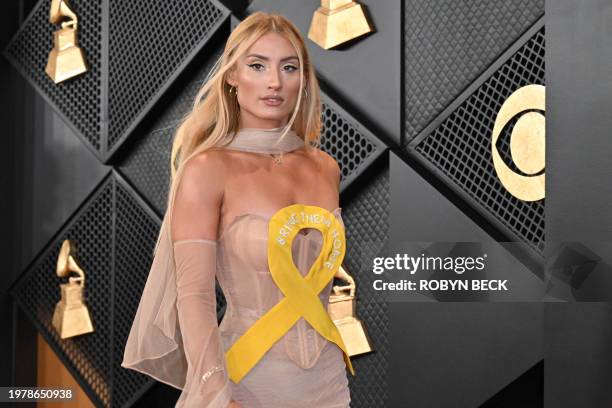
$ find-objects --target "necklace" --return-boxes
[223,126,305,165]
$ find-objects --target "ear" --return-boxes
[225,67,237,87]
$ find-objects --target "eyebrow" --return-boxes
[245,53,299,62]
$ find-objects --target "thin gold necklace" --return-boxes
[272,153,283,165]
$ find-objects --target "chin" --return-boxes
[254,110,291,121]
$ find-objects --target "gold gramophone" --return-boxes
[52,239,94,339]
[45,0,88,83]
[308,0,374,50]
[328,265,373,356]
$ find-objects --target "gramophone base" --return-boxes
[308,2,372,49]
[336,318,373,356]
[52,303,94,339]
[46,46,87,83]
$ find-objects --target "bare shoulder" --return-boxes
[314,148,341,183]
[176,149,228,202]
[183,148,228,180]
[172,149,228,240]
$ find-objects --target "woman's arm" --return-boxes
[171,152,240,408]
[171,152,225,242]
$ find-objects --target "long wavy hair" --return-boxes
[157,12,322,249]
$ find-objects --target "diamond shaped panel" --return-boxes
[404,0,544,143]
[342,163,390,408]
[4,0,228,159]
[413,28,545,254]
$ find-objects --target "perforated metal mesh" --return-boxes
[320,97,385,190]
[4,0,102,150]
[9,171,231,406]
[342,164,390,408]
[11,176,114,407]
[112,180,163,407]
[4,0,227,157]
[414,28,545,253]
[117,44,224,215]
[404,0,544,142]
[107,0,226,151]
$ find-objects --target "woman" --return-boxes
[122,12,353,407]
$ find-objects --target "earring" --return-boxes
[229,85,237,97]
[303,88,308,99]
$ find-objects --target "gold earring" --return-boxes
[229,85,237,97]
[303,88,308,99]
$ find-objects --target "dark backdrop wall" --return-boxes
[545,0,612,406]
[2,1,612,407]
[0,0,20,393]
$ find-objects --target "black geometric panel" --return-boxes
[4,0,229,161]
[320,94,387,193]
[112,179,166,407]
[116,42,225,215]
[342,159,390,408]
[10,173,115,407]
[480,360,543,407]
[4,0,103,150]
[404,0,544,143]
[8,171,228,407]
[409,25,545,255]
[107,0,227,153]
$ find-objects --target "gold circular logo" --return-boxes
[491,84,545,201]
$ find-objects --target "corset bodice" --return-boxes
[216,208,344,369]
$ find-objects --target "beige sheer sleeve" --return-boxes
[172,239,232,407]
[121,153,233,407]
[170,154,232,407]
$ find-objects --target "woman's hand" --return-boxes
[228,399,242,408]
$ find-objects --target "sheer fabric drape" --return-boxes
[121,127,350,407]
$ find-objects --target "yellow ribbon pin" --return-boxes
[225,204,355,383]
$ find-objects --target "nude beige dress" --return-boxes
[121,127,351,407]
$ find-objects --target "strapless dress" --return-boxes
[216,207,351,408]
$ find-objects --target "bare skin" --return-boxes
[215,147,340,240]
[226,31,302,129]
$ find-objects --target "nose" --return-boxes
[267,66,281,89]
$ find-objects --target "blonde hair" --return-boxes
[158,12,322,248]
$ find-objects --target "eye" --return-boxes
[283,65,298,73]
[248,63,265,71]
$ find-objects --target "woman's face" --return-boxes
[226,32,302,129]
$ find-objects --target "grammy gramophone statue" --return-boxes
[45,0,88,83]
[308,0,374,50]
[52,239,94,339]
[328,264,373,356]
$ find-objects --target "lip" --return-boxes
[261,96,284,106]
